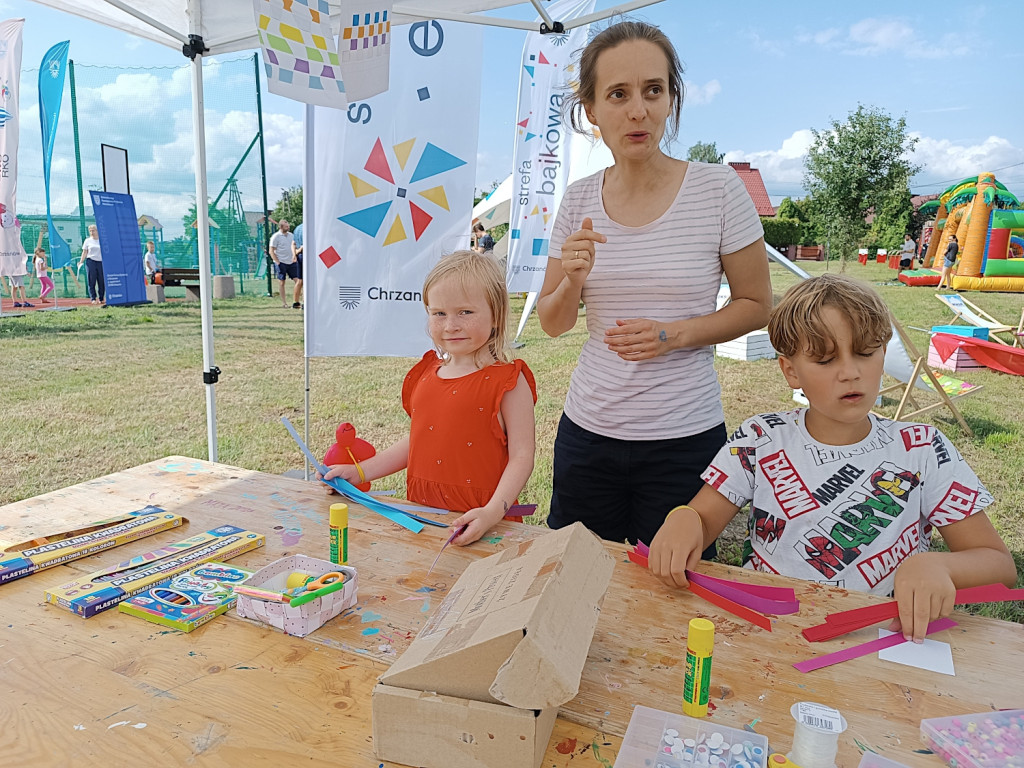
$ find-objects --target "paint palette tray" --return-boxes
[614,705,768,768]
[920,709,1024,768]
[234,554,358,638]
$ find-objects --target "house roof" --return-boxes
[727,161,776,217]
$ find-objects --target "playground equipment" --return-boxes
[922,173,1024,292]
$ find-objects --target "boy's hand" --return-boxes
[649,507,705,589]
[890,552,957,643]
[317,464,362,494]
[449,503,505,546]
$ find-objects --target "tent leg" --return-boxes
[190,46,219,462]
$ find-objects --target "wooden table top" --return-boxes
[1,456,1020,768]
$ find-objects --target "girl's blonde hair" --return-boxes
[767,274,893,358]
[423,249,511,364]
[34,247,46,257]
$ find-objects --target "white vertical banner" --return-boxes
[306,20,482,357]
[506,0,595,294]
[338,1,392,101]
[0,18,25,279]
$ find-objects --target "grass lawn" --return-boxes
[2,259,1022,619]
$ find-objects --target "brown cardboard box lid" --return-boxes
[380,522,614,710]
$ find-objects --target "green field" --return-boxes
[2,260,1021,618]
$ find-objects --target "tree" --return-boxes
[686,141,725,164]
[866,185,913,255]
[804,104,919,268]
[272,186,303,227]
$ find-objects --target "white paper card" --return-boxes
[877,629,956,676]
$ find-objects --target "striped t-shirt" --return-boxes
[550,162,764,440]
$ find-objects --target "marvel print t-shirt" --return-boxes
[701,409,992,596]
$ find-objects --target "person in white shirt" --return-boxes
[80,224,104,305]
[649,274,1016,643]
[143,240,158,283]
[537,21,772,553]
[267,219,301,309]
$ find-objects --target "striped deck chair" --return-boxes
[877,320,981,437]
[936,294,1016,345]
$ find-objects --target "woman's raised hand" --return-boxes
[561,217,606,289]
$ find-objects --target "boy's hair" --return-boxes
[767,274,893,358]
[423,250,511,364]
[146,240,155,247]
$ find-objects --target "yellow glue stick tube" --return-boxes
[330,503,348,565]
[682,618,714,718]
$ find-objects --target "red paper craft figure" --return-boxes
[323,423,376,492]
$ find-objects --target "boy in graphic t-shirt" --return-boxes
[648,274,1016,643]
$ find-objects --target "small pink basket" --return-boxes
[235,554,357,637]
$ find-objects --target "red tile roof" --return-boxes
[728,161,776,217]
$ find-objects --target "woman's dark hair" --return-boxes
[565,20,684,144]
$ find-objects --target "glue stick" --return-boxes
[682,618,715,718]
[329,503,348,564]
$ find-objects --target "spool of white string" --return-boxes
[787,702,848,768]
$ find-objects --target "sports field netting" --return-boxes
[17,54,270,298]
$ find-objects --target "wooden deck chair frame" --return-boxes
[877,319,980,438]
[937,293,1016,345]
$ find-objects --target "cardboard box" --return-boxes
[118,561,255,632]
[45,525,265,618]
[373,522,615,768]
[0,506,183,585]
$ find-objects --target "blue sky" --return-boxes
[6,0,1023,236]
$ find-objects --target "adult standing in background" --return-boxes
[938,234,959,290]
[80,224,105,305]
[899,233,916,272]
[537,21,772,553]
[292,222,304,309]
[267,219,301,309]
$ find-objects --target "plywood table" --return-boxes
[1,457,1020,767]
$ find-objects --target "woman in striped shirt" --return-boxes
[537,20,772,553]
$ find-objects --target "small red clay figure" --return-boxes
[323,423,376,492]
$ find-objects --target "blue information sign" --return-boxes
[89,191,147,306]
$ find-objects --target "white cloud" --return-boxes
[261,111,304,195]
[719,129,1022,200]
[740,30,785,57]
[684,79,721,106]
[804,18,971,60]
[910,134,1023,189]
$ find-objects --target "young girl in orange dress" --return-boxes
[323,250,537,546]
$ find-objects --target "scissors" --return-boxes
[289,570,354,607]
[286,571,345,596]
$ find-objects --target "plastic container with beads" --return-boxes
[613,704,768,768]
[920,709,1024,768]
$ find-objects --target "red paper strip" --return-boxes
[803,584,1022,642]
[627,550,649,568]
[794,618,958,673]
[688,581,773,631]
[688,571,797,602]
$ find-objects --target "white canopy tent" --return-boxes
[28,0,660,461]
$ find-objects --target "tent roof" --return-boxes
[28,2,553,56]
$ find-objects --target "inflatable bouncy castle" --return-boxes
[922,173,1024,292]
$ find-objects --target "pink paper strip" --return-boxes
[690,571,797,602]
[686,571,800,615]
[793,618,957,673]
[636,541,650,557]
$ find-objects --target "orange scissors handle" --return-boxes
[305,571,345,591]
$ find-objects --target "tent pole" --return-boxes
[302,103,315,481]
[184,14,219,462]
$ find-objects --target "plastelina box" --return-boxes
[119,561,254,632]
[0,506,183,586]
[45,525,265,618]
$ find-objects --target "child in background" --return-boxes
[649,274,1016,642]
[321,250,537,546]
[35,248,54,303]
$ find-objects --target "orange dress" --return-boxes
[402,351,537,513]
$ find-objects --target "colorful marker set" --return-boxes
[118,562,254,632]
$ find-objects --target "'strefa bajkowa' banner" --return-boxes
[0,18,25,280]
[306,20,481,357]
[505,0,595,294]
